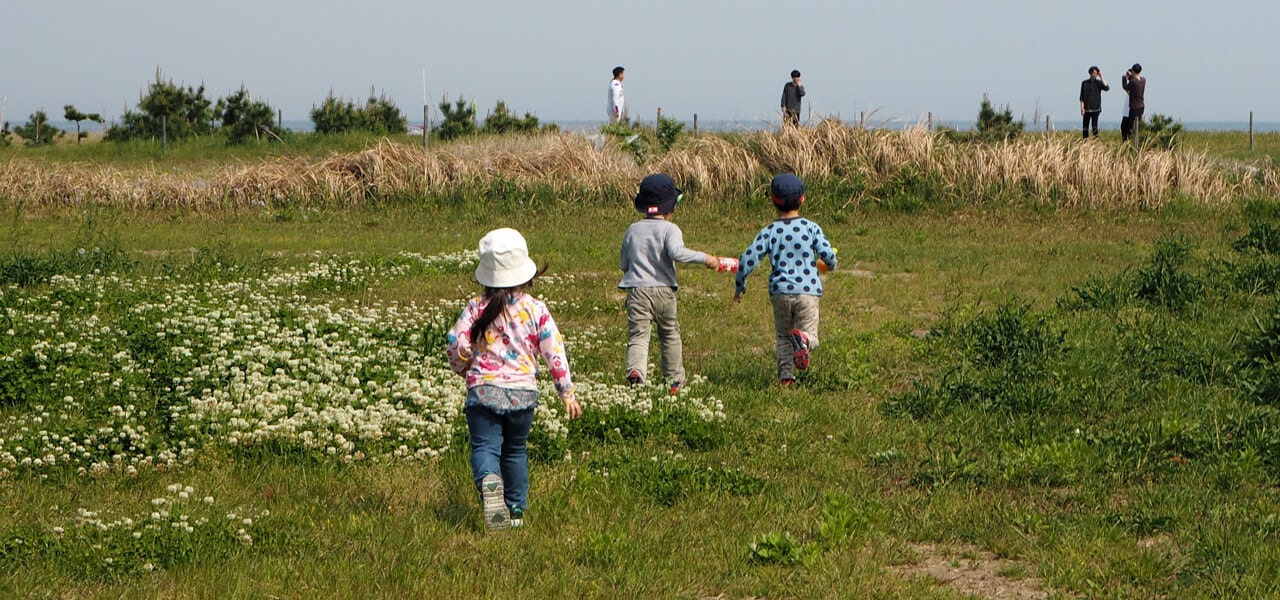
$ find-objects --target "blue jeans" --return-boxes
[465,403,535,511]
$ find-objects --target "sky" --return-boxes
[2,0,1278,129]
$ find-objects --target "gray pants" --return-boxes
[772,294,821,380]
[625,286,684,384]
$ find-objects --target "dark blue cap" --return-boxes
[635,174,682,215]
[770,173,805,209]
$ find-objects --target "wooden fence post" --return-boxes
[1250,111,1255,151]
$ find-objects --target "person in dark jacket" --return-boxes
[1079,66,1109,139]
[1121,63,1146,142]
[781,70,805,127]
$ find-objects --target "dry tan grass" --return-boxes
[2,124,1275,212]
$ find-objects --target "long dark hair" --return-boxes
[469,264,547,347]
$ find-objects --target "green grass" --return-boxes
[3,188,1280,598]
[0,130,420,172]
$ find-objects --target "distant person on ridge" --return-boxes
[608,66,626,125]
[1121,63,1146,142]
[1079,66,1109,139]
[781,69,805,127]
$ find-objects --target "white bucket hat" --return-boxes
[475,228,538,288]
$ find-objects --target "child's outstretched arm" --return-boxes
[665,227,716,269]
[534,309,582,419]
[734,229,770,302]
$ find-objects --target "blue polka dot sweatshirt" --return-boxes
[735,217,837,296]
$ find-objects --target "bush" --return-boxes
[309,91,406,136]
[433,95,477,141]
[217,87,280,144]
[105,70,215,142]
[13,110,65,146]
[656,115,685,151]
[1142,114,1184,150]
[975,96,1025,141]
[481,100,546,135]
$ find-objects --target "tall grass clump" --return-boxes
[3,121,1277,211]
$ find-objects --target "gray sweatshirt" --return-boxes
[619,218,707,289]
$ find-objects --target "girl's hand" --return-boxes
[563,395,582,419]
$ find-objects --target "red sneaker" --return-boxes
[790,329,811,371]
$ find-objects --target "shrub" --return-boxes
[105,70,215,142]
[975,95,1025,141]
[433,95,477,141]
[12,110,65,146]
[310,91,406,136]
[217,87,280,144]
[656,115,685,151]
[1142,114,1184,150]
[481,100,549,135]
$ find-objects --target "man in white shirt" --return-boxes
[608,66,626,124]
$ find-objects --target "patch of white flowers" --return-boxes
[0,251,725,479]
[11,482,269,575]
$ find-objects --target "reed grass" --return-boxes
[2,122,1275,212]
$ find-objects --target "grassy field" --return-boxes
[3,132,1280,598]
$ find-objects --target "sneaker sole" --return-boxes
[790,329,810,371]
[481,475,510,531]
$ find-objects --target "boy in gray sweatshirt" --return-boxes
[620,174,720,393]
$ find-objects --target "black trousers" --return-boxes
[1082,111,1101,138]
[783,109,800,127]
[1120,107,1145,141]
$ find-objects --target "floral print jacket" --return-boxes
[446,292,574,400]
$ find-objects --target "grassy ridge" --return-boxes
[4,125,1280,212]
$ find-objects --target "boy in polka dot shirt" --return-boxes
[734,173,837,385]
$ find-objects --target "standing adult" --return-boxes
[1078,66,1109,139]
[781,70,805,127]
[1120,63,1146,142]
[608,66,626,125]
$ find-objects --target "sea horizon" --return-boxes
[32,117,1280,136]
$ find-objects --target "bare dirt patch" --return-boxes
[891,543,1049,600]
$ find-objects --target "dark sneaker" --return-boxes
[509,506,524,528]
[480,474,510,531]
[669,380,684,396]
[627,369,644,386]
[790,328,811,371]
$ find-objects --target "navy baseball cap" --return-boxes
[770,173,805,209]
[635,174,682,215]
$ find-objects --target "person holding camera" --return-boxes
[1121,64,1146,142]
[1079,66,1109,139]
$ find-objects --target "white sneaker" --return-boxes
[480,474,510,531]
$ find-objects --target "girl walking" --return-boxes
[447,228,582,530]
